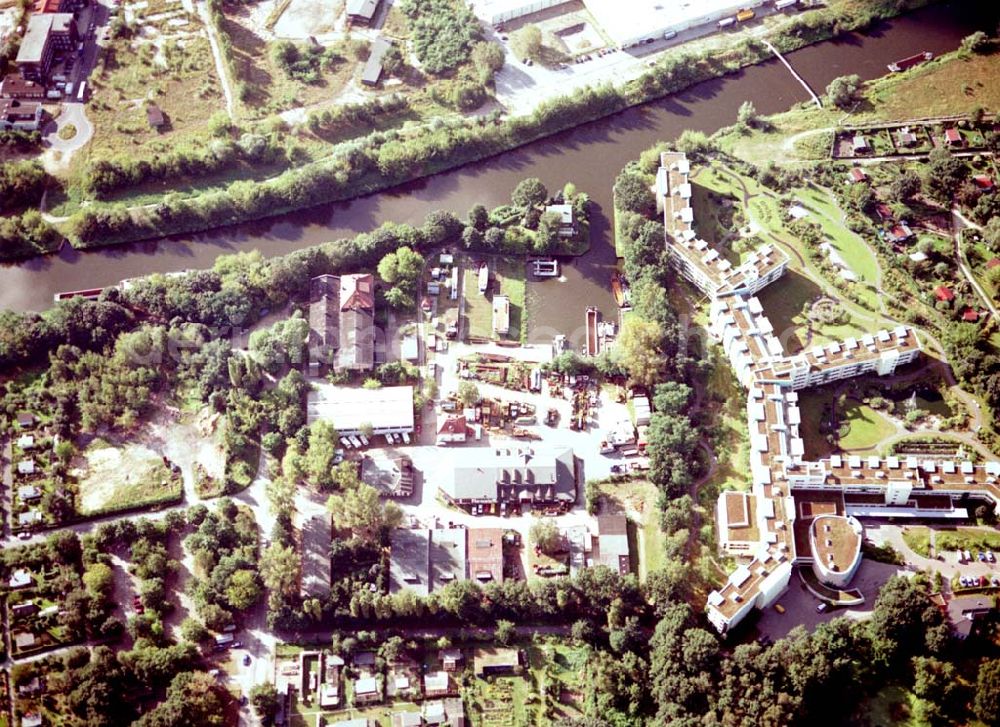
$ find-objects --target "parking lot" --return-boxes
[755,560,909,642]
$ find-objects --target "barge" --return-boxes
[888,51,933,73]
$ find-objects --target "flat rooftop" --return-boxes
[811,515,860,574]
[307,384,414,433]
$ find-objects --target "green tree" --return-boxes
[260,544,300,600]
[961,31,989,53]
[82,562,115,598]
[302,420,339,488]
[618,317,664,389]
[530,519,561,554]
[457,380,480,407]
[737,100,758,128]
[511,177,548,209]
[975,659,1000,726]
[495,619,516,646]
[250,683,280,724]
[614,172,656,217]
[225,569,262,611]
[511,24,542,62]
[180,617,209,643]
[471,41,505,84]
[826,74,862,109]
[326,483,403,539]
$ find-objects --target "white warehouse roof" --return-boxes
[307,384,415,434]
[583,0,766,48]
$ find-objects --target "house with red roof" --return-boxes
[934,285,955,302]
[436,415,474,445]
[961,307,980,323]
[944,128,962,146]
[847,168,868,184]
[887,223,914,244]
[875,203,894,222]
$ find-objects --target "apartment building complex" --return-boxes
[654,152,1000,634]
[15,13,77,83]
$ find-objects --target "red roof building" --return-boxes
[973,175,994,190]
[961,307,980,323]
[848,168,868,184]
[875,203,893,221]
[934,285,955,302]
[887,223,914,244]
[436,415,473,445]
[944,128,962,145]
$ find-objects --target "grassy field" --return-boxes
[839,400,897,453]
[934,528,1000,554]
[902,525,931,557]
[81,31,223,164]
[463,257,526,342]
[718,47,1000,165]
[223,17,355,119]
[866,48,1000,121]
[73,440,182,514]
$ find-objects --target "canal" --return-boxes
[0,1,991,337]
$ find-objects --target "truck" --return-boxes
[736,8,756,21]
[774,0,798,9]
[718,16,736,28]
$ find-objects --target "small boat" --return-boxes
[888,51,932,73]
[478,262,489,294]
[532,259,559,277]
[611,274,624,307]
[585,307,599,356]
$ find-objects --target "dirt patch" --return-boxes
[272,0,342,39]
[73,442,178,513]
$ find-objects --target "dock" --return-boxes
[762,39,822,109]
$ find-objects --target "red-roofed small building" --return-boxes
[934,285,955,302]
[875,203,894,221]
[944,128,962,146]
[436,415,473,445]
[847,168,868,184]
[961,308,980,323]
[887,223,914,244]
[973,175,994,191]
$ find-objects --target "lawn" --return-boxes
[463,257,526,343]
[72,440,182,515]
[902,525,931,558]
[838,400,897,453]
[793,183,880,287]
[755,266,871,353]
[934,528,1000,554]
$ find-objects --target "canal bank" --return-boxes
[0,2,992,324]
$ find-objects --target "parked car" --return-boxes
[988,551,996,563]
[992,577,999,587]
[610,464,628,475]
[816,602,828,613]
[978,551,987,562]
[243,654,251,666]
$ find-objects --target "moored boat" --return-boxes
[585,307,599,356]
[478,262,489,294]
[888,51,932,72]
